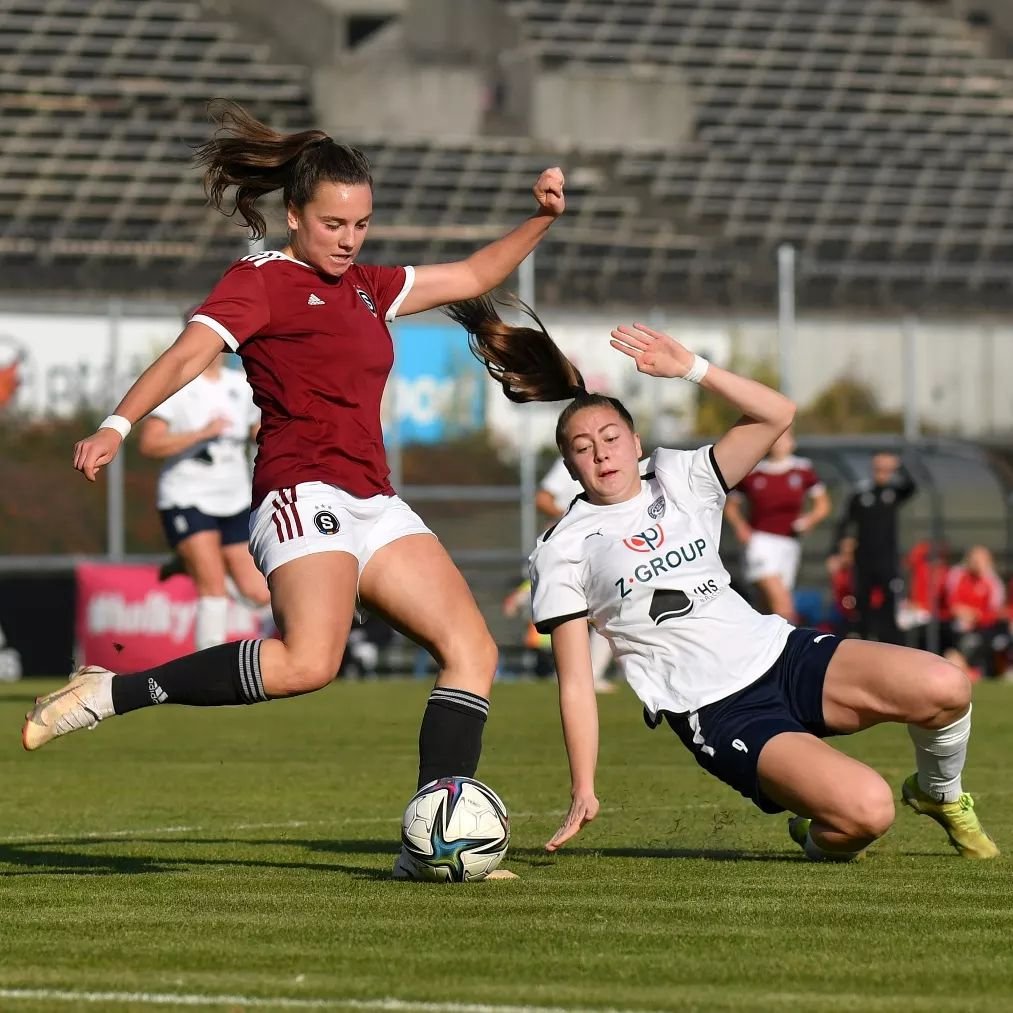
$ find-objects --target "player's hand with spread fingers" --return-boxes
[533,166,565,218]
[73,428,123,482]
[609,323,696,379]
[545,790,600,852]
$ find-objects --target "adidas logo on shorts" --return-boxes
[307,293,325,306]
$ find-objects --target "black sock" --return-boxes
[417,687,489,789]
[111,640,269,715]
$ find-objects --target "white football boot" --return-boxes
[22,666,115,751]
[391,848,430,881]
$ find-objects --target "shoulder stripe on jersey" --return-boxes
[534,609,590,635]
[540,493,586,542]
[241,251,289,268]
[708,446,730,493]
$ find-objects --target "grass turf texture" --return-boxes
[1,678,1011,1013]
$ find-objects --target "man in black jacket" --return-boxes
[835,453,918,643]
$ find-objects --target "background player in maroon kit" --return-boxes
[26,102,564,870]
[723,429,830,622]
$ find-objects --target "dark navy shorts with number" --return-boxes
[659,628,842,814]
[159,505,252,550]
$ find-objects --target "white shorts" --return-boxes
[744,531,802,589]
[249,482,434,581]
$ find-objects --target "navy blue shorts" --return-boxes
[662,628,842,814]
[159,506,251,550]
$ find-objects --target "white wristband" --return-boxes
[99,414,132,440]
[682,354,709,384]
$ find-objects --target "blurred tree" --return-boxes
[693,357,905,437]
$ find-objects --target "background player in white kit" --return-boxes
[139,348,270,650]
[449,296,998,863]
[534,456,615,692]
[723,430,831,622]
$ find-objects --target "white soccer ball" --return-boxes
[400,776,510,882]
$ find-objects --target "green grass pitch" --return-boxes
[1,677,1011,1012]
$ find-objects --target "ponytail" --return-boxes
[445,294,635,448]
[193,99,373,239]
[445,295,585,403]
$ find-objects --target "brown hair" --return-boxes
[445,295,635,448]
[193,99,373,240]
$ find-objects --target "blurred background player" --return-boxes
[140,342,269,650]
[834,453,918,644]
[942,545,1008,680]
[533,455,615,692]
[723,429,830,622]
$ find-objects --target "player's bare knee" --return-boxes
[277,654,340,695]
[921,659,971,726]
[842,779,895,840]
[238,579,271,608]
[439,626,498,692]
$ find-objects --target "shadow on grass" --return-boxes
[0,835,809,878]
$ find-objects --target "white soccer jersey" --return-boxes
[152,370,260,516]
[529,446,792,717]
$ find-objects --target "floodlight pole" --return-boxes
[106,298,125,560]
[518,254,537,566]
[902,316,920,440]
[777,244,796,399]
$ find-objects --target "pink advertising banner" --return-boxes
[75,563,258,672]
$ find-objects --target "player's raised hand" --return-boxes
[73,429,123,482]
[545,790,599,852]
[533,167,565,218]
[610,323,696,379]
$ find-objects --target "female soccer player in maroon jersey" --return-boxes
[26,102,563,858]
[723,429,831,622]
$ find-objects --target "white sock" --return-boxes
[195,596,229,651]
[907,707,970,804]
[803,833,863,863]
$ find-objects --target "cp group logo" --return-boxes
[623,524,665,553]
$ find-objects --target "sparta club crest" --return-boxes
[356,289,377,316]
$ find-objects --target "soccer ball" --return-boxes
[400,776,510,882]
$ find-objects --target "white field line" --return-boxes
[0,805,715,846]
[0,988,650,1013]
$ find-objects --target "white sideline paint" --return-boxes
[0,989,647,1013]
[0,805,716,846]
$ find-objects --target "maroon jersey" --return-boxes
[191,251,414,506]
[735,456,823,537]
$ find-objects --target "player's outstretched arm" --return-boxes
[398,167,565,317]
[545,617,601,853]
[137,415,229,460]
[723,493,753,545]
[73,322,224,482]
[609,323,796,489]
[795,486,832,535]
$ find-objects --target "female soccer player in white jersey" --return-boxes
[25,102,564,875]
[140,348,269,650]
[449,298,998,862]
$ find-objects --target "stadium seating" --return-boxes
[2,0,1012,306]
[501,0,1013,305]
